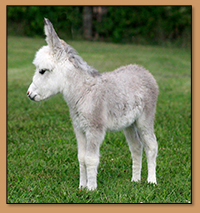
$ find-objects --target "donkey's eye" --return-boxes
[39,69,48,75]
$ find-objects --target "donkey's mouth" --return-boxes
[27,91,37,101]
[28,94,37,101]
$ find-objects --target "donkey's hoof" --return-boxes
[131,177,141,183]
[87,184,97,191]
[79,185,87,189]
[147,178,157,185]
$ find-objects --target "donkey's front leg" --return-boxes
[85,130,105,190]
[74,129,87,189]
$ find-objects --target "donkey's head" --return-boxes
[27,18,73,101]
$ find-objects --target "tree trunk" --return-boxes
[83,6,93,40]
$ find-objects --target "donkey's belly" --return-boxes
[106,106,142,132]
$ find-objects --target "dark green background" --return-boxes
[7,6,191,47]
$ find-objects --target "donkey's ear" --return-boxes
[44,18,63,52]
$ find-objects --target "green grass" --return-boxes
[7,36,191,203]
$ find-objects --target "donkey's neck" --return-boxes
[60,45,101,109]
[61,66,99,110]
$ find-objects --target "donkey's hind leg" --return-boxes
[136,114,158,184]
[123,124,143,182]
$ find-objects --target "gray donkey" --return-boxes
[27,18,159,190]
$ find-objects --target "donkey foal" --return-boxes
[27,18,159,190]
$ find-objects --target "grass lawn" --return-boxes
[7,36,191,203]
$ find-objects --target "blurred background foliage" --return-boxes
[7,6,191,48]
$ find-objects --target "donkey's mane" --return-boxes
[64,43,100,77]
